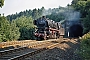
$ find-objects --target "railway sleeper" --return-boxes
[0,47,27,56]
[8,43,59,60]
[0,39,60,60]
[8,48,47,60]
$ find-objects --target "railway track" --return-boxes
[26,38,80,60]
[0,39,62,60]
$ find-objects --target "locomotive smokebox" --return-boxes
[69,24,83,37]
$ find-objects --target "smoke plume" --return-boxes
[64,7,81,21]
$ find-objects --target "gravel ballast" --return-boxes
[25,38,82,60]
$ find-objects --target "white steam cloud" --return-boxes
[42,6,81,22]
[64,7,81,21]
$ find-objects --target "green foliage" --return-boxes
[0,16,11,42]
[82,1,90,33]
[71,0,90,59]
[0,15,35,42]
[7,7,44,21]
[32,8,39,20]
[19,27,35,40]
[14,16,35,40]
[71,0,90,33]
[6,6,68,40]
[74,1,87,17]
[46,12,65,22]
[79,32,90,60]
[0,16,20,42]
[7,6,66,22]
[0,0,4,8]
[82,15,90,33]
[15,16,34,28]
[9,21,20,40]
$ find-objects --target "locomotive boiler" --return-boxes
[33,16,64,40]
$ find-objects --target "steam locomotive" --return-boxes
[33,16,64,40]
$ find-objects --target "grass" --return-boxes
[79,32,90,60]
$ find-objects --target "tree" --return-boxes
[74,1,87,17]
[0,16,20,42]
[0,0,4,8]
[32,8,39,19]
[14,16,35,40]
[71,0,90,33]
[0,16,11,42]
[9,21,20,41]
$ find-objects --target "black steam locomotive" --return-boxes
[33,16,64,40]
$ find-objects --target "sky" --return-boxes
[0,0,72,16]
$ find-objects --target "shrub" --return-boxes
[79,32,90,60]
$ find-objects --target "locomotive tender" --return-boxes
[33,16,64,40]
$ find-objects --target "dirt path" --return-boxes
[25,38,82,60]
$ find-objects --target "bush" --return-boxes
[0,16,20,42]
[79,32,90,60]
